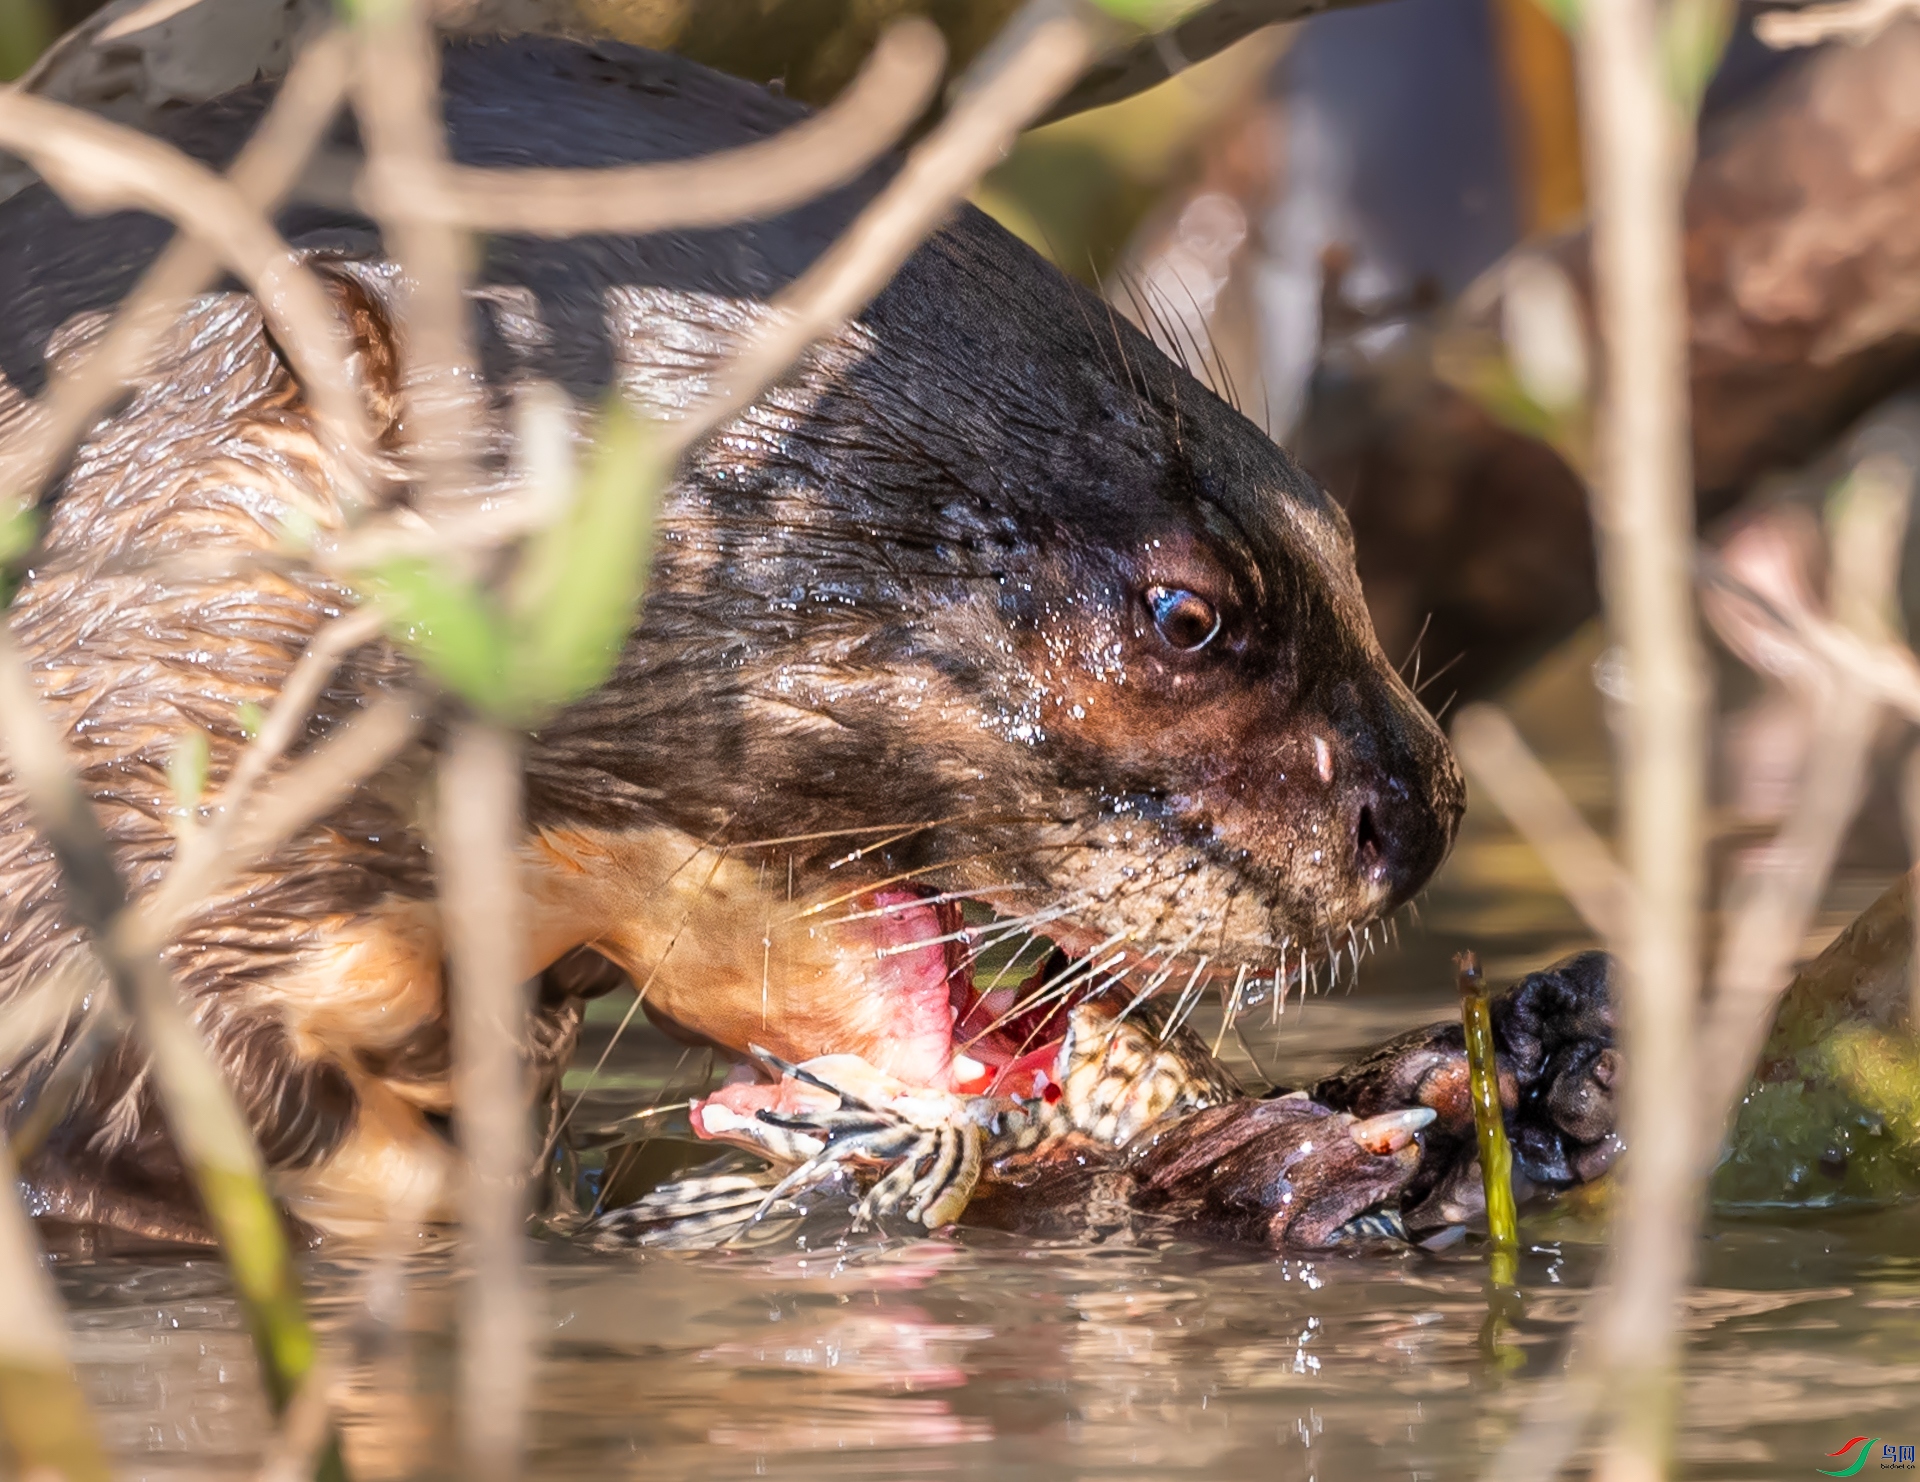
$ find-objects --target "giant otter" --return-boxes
[0,34,1463,1240]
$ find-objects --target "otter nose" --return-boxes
[1323,679,1464,909]
[1349,770,1454,908]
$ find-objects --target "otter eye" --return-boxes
[1146,586,1222,652]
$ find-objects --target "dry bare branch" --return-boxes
[1700,552,1920,729]
[350,9,483,518]
[0,957,117,1163]
[96,0,205,39]
[0,28,355,506]
[131,690,424,954]
[1754,0,1920,47]
[659,2,1103,466]
[152,605,390,927]
[1451,704,1629,946]
[253,1351,340,1482]
[0,625,326,1418]
[1695,445,1916,1168]
[1047,0,1370,118]
[211,606,389,828]
[0,1133,111,1482]
[437,722,533,1482]
[1568,0,1709,1474]
[374,20,946,237]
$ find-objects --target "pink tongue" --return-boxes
[856,887,972,1088]
[689,889,1071,1131]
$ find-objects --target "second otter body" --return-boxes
[0,36,1463,1238]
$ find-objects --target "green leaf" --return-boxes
[506,398,664,718]
[337,0,407,26]
[167,730,210,815]
[236,701,267,742]
[1083,0,1213,29]
[0,502,35,565]
[1662,0,1734,117]
[1528,0,1580,33]
[363,557,512,715]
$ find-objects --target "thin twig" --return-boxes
[1754,0,1920,48]
[350,6,481,519]
[212,606,390,831]
[0,1133,111,1482]
[0,89,372,479]
[1566,0,1708,1474]
[5,966,118,1162]
[437,722,533,1482]
[253,1351,338,1482]
[1451,704,1629,947]
[0,960,101,1097]
[0,29,356,507]
[0,628,332,1437]
[657,1,1104,467]
[1695,446,1915,1169]
[1457,952,1519,1286]
[371,21,946,237]
[130,690,424,954]
[1699,557,1920,729]
[149,605,389,932]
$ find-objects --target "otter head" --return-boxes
[527,201,1462,1087]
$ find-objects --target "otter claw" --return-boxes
[1349,1106,1436,1154]
[745,1044,854,1104]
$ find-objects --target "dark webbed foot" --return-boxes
[1311,950,1621,1230]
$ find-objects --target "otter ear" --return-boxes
[296,259,404,446]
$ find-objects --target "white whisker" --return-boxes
[822,882,1036,929]
[1212,963,1251,1059]
[1110,919,1212,1028]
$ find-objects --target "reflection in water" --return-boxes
[50,1206,1920,1481]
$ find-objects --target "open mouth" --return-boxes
[688,886,1107,1140]
[676,879,1386,1151]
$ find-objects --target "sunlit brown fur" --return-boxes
[0,37,1463,1238]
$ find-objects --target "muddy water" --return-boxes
[46,631,1920,1479]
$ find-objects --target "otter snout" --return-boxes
[1328,677,1465,912]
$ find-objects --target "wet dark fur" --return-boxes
[0,36,1463,1237]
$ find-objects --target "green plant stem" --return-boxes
[439,721,534,1481]
[0,631,347,1480]
[0,0,46,82]
[1457,951,1520,1287]
[0,1134,110,1482]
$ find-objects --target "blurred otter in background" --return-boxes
[0,34,1461,1241]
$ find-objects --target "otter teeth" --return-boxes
[1349,1106,1437,1154]
[950,1053,989,1083]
